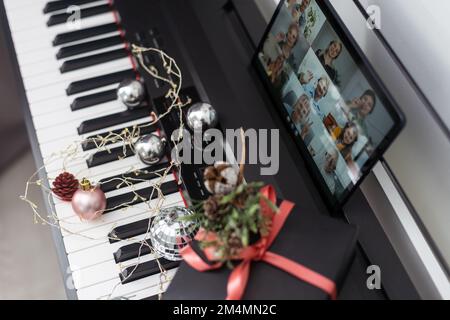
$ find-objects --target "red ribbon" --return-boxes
[179,185,337,300]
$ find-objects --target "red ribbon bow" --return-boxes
[179,185,337,300]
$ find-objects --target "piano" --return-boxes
[0,0,419,300]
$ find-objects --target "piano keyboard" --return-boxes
[3,0,190,300]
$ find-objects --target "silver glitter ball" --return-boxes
[134,134,166,165]
[117,79,146,108]
[186,102,219,131]
[150,206,199,261]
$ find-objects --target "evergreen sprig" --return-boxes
[183,182,278,263]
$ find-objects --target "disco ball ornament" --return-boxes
[186,102,219,131]
[150,206,199,261]
[117,79,146,109]
[71,178,106,221]
[134,134,166,165]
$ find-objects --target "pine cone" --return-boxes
[203,196,220,221]
[52,172,79,201]
[228,232,243,256]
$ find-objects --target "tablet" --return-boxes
[254,0,405,212]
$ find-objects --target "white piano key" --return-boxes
[62,212,149,253]
[90,256,163,292]
[24,59,131,93]
[4,0,46,12]
[12,14,117,55]
[58,192,182,227]
[9,7,114,34]
[114,283,168,301]
[29,83,121,117]
[44,151,147,178]
[77,268,177,300]
[67,233,150,271]
[7,1,108,20]
[19,44,126,79]
[39,120,152,160]
[72,252,157,290]
[50,159,172,208]
[62,194,182,254]
[59,183,180,235]
[18,32,121,67]
[35,104,130,144]
[33,100,125,130]
[20,43,126,78]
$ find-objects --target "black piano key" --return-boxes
[71,89,117,111]
[141,294,160,301]
[114,240,152,263]
[99,162,170,193]
[47,4,110,27]
[82,122,156,151]
[109,218,151,243]
[67,69,134,95]
[60,48,128,73]
[106,180,179,212]
[53,23,118,46]
[120,259,180,284]
[78,108,151,135]
[57,35,123,60]
[86,144,134,168]
[43,0,99,14]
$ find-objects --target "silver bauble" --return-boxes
[117,79,146,108]
[134,134,166,165]
[186,102,219,131]
[150,206,199,261]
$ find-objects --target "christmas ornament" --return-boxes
[134,134,167,165]
[71,178,107,221]
[203,196,221,222]
[203,162,239,195]
[52,172,79,202]
[117,79,146,109]
[227,232,243,257]
[150,206,199,261]
[186,102,218,131]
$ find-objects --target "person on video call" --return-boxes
[268,54,289,91]
[335,122,359,162]
[345,89,377,135]
[318,148,339,195]
[286,0,311,27]
[299,71,330,119]
[316,40,343,85]
[284,93,314,143]
[276,23,300,66]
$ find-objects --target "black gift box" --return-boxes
[164,203,358,300]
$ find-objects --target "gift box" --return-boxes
[164,199,358,300]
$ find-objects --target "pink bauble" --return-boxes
[71,187,107,221]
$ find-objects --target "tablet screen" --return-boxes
[255,0,405,210]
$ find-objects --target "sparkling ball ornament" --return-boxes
[134,134,167,165]
[117,79,146,109]
[150,206,199,261]
[186,102,219,131]
[203,162,239,195]
[71,178,107,221]
[52,172,79,201]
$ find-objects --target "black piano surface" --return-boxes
[0,0,419,299]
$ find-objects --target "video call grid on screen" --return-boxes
[256,0,403,209]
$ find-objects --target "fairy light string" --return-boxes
[20,46,191,300]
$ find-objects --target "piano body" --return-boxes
[0,0,419,300]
